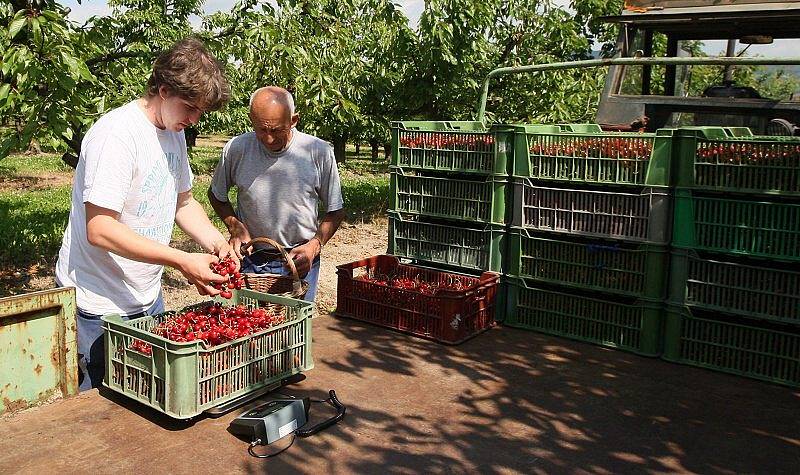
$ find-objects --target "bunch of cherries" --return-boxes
[696,142,800,164]
[399,133,495,150]
[210,255,244,299]
[529,137,652,160]
[129,303,286,354]
[357,273,469,296]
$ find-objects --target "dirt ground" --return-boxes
[2,302,800,473]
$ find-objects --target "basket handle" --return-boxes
[240,237,302,295]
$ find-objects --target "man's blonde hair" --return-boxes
[146,38,230,111]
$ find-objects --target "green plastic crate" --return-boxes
[101,289,314,419]
[493,276,510,323]
[663,305,800,388]
[388,213,505,273]
[391,121,515,175]
[674,127,800,195]
[505,278,663,356]
[513,179,672,243]
[514,125,673,186]
[508,229,668,299]
[389,168,508,224]
[672,189,800,262]
[669,248,800,326]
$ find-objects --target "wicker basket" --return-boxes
[240,237,310,305]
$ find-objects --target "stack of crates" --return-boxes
[387,121,510,273]
[664,127,800,386]
[335,121,509,344]
[504,124,675,355]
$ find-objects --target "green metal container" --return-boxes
[672,189,800,262]
[508,228,669,299]
[388,212,506,273]
[102,289,314,419]
[663,304,800,388]
[0,288,78,415]
[669,248,800,326]
[673,127,800,196]
[389,167,508,225]
[391,121,514,176]
[505,278,663,356]
[513,125,674,187]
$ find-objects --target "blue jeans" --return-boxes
[76,292,165,392]
[241,254,320,303]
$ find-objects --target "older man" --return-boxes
[208,86,345,302]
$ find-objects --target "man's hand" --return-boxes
[177,252,229,296]
[225,217,253,260]
[287,239,321,278]
[211,239,240,272]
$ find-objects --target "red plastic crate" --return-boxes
[335,255,499,344]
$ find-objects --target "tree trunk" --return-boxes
[62,153,79,169]
[185,127,199,149]
[383,142,390,161]
[61,127,84,169]
[370,139,380,161]
[333,135,347,163]
[355,142,360,156]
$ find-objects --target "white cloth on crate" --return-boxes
[55,100,193,315]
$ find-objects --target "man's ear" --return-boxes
[290,113,300,128]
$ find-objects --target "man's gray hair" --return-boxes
[249,86,295,114]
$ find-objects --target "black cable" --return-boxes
[296,390,346,438]
[247,435,296,459]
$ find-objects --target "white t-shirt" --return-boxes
[210,130,343,248]
[56,100,193,315]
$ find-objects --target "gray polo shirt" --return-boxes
[210,130,344,248]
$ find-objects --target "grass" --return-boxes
[0,185,71,266]
[0,152,72,174]
[0,144,389,268]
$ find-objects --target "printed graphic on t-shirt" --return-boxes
[132,152,179,243]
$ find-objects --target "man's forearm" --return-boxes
[207,188,245,234]
[314,209,346,246]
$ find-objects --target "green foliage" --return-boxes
[338,147,389,219]
[406,0,622,124]
[0,185,70,266]
[0,0,640,162]
[1,5,100,156]
[0,151,70,174]
[189,145,222,176]
[201,0,416,158]
[0,0,207,159]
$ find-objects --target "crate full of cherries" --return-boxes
[335,255,500,344]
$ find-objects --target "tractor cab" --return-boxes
[597,0,800,134]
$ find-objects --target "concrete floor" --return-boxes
[2,313,799,474]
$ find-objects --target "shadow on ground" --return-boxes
[290,315,800,474]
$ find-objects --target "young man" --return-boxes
[208,86,345,302]
[55,38,237,391]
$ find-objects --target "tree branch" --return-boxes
[85,50,152,69]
